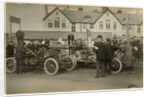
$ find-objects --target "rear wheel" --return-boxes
[6,57,16,73]
[44,58,59,76]
[111,58,122,74]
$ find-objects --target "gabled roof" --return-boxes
[43,7,143,25]
[93,8,123,24]
[43,7,72,22]
[62,10,102,23]
[115,13,143,25]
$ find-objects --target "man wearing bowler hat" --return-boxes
[15,30,26,74]
[93,35,106,78]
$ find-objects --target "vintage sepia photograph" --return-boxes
[5,2,143,95]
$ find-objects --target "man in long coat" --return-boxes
[93,35,106,78]
[15,30,26,74]
[105,38,114,75]
[121,41,133,70]
[15,42,26,74]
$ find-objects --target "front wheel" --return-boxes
[44,58,59,76]
[6,57,16,73]
[111,58,122,74]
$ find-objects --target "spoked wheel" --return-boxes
[6,57,16,73]
[44,58,59,76]
[64,56,75,71]
[111,58,122,74]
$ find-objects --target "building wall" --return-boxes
[43,9,143,37]
[43,9,72,32]
[94,11,124,36]
[128,24,143,37]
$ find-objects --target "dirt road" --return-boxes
[6,62,143,94]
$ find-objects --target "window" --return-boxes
[90,23,94,29]
[99,21,103,29]
[106,19,110,29]
[137,26,141,33]
[83,23,87,29]
[106,12,109,16]
[48,19,53,28]
[62,20,66,28]
[56,12,59,15]
[54,17,60,28]
[129,26,132,30]
[72,23,76,32]
[113,22,117,29]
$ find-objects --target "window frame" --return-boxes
[106,19,110,29]
[113,22,117,29]
[72,23,76,32]
[62,20,66,28]
[48,19,53,28]
[137,26,141,33]
[54,17,60,28]
[99,21,103,30]
[90,23,94,29]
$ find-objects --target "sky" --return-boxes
[5,3,143,33]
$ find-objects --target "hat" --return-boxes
[97,35,102,39]
[106,38,110,42]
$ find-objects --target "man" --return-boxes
[6,41,15,57]
[93,35,106,78]
[15,41,26,74]
[113,35,118,47]
[105,38,114,75]
[131,36,140,62]
[15,30,26,74]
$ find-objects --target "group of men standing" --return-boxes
[93,35,115,78]
[93,35,142,78]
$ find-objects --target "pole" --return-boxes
[19,21,21,30]
[126,14,130,41]
[87,29,91,47]
[9,16,12,41]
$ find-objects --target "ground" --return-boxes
[6,61,143,94]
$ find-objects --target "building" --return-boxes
[43,7,143,37]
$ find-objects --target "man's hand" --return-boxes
[93,46,98,50]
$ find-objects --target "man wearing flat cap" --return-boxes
[93,35,106,78]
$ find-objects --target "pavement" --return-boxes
[6,61,143,94]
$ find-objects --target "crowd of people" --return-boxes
[6,34,143,75]
[93,35,143,78]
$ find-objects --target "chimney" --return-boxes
[78,7,83,11]
[117,10,122,13]
[63,5,69,11]
[44,5,48,16]
[102,7,108,12]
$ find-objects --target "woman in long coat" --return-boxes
[121,41,133,70]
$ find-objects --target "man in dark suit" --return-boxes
[105,38,114,75]
[15,41,26,74]
[6,41,15,57]
[15,30,26,74]
[93,35,106,78]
